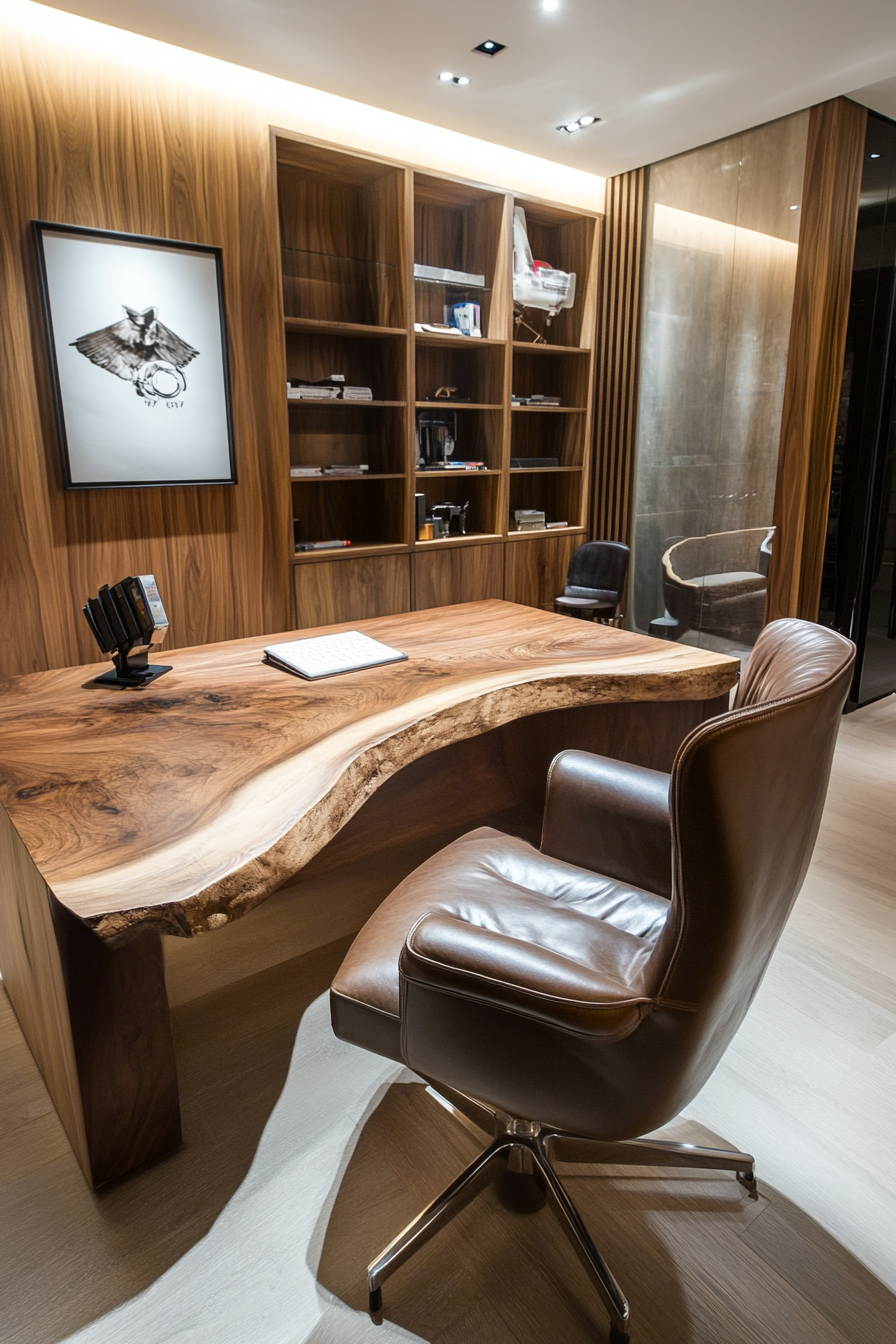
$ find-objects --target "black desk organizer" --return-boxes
[83,575,172,688]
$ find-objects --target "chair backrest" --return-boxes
[564,541,630,600]
[663,527,770,584]
[637,619,855,1125]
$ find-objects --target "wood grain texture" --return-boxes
[0,21,291,679]
[503,530,585,610]
[767,98,866,621]
[593,168,645,545]
[292,552,411,627]
[0,601,737,943]
[412,542,505,609]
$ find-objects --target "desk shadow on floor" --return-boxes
[316,1087,896,1344]
[0,938,350,1344]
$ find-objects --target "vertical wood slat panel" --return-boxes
[592,168,646,545]
[767,97,867,622]
[0,24,292,679]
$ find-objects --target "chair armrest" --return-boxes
[400,912,650,1039]
[540,750,672,898]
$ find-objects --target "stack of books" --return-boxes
[511,394,562,406]
[288,385,340,400]
[290,466,322,477]
[423,461,487,471]
[287,375,374,401]
[321,464,370,476]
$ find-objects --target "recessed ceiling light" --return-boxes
[543,0,560,10]
[870,152,882,159]
[438,71,471,86]
[556,116,600,134]
[474,39,506,56]
[789,204,799,210]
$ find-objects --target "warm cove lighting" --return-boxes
[7,0,604,212]
[653,203,799,258]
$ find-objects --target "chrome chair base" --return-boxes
[366,1088,757,1343]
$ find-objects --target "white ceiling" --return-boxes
[41,0,896,176]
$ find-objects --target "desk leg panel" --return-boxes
[0,803,181,1188]
[50,902,182,1188]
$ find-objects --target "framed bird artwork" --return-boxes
[32,221,236,488]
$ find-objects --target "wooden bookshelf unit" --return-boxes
[274,133,601,626]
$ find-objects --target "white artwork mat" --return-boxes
[39,229,234,485]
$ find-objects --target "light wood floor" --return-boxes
[1,702,895,1344]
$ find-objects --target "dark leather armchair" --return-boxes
[554,540,630,621]
[330,619,854,1342]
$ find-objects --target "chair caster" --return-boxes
[610,1326,630,1343]
[737,1169,758,1196]
[368,1286,382,1316]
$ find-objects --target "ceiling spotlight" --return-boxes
[870,152,882,159]
[474,39,506,56]
[789,204,799,211]
[556,116,600,134]
[543,0,560,10]
[439,71,471,86]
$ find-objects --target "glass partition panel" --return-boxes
[630,111,809,659]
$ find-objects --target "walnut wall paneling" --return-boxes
[0,27,291,677]
[292,553,411,628]
[767,97,867,622]
[412,543,504,610]
[593,168,645,545]
[504,531,584,610]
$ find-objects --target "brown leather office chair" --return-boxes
[330,619,854,1342]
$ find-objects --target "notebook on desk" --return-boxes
[263,630,408,680]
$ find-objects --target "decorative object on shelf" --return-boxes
[414,264,485,287]
[444,302,481,337]
[33,221,235,489]
[427,386,473,402]
[510,456,559,468]
[513,509,546,531]
[546,520,569,529]
[295,539,352,552]
[82,574,172,688]
[512,206,576,345]
[431,501,470,536]
[416,409,457,467]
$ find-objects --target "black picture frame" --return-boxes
[32,220,237,490]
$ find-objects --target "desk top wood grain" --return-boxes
[0,602,738,942]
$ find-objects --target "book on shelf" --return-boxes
[342,387,373,400]
[290,466,323,477]
[512,395,562,406]
[420,461,486,471]
[321,464,370,475]
[545,521,569,529]
[510,457,559,469]
[288,386,340,400]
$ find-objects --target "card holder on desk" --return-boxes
[263,630,408,681]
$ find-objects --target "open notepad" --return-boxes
[263,630,408,681]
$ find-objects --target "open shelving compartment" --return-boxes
[508,468,585,534]
[277,139,406,330]
[413,174,508,339]
[512,198,596,349]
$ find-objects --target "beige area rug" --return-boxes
[62,994,419,1344]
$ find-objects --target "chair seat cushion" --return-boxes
[331,827,670,1062]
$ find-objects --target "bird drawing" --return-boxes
[71,305,199,399]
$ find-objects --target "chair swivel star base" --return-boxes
[367,1088,756,1344]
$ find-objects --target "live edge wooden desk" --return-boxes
[0,601,738,1188]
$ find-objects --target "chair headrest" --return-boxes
[734,618,855,710]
